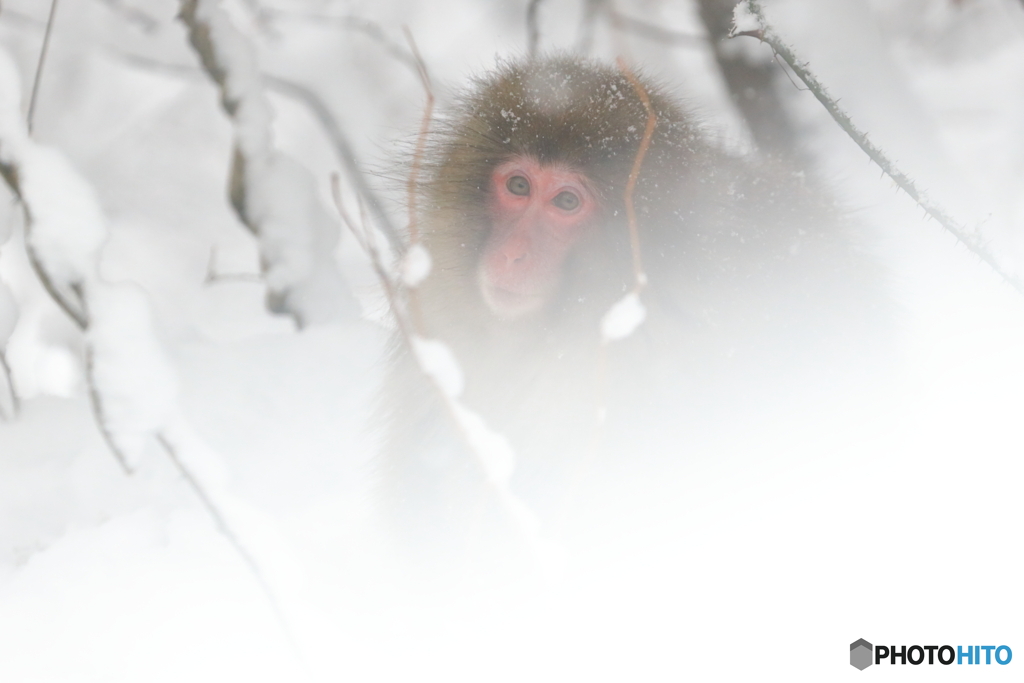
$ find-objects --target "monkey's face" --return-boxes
[478,156,597,319]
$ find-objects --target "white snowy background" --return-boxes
[1,0,1023,680]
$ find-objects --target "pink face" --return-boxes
[478,157,597,319]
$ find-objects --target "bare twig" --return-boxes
[261,74,402,253]
[203,247,262,285]
[30,247,88,327]
[332,177,403,331]
[616,57,656,290]
[0,349,18,420]
[1,167,86,325]
[331,175,553,574]
[28,0,59,134]
[0,9,47,28]
[403,26,433,246]
[84,348,134,474]
[581,60,658,473]
[605,3,633,62]
[2,130,132,471]
[397,27,434,332]
[579,2,708,65]
[527,0,544,58]
[110,50,402,253]
[609,10,705,46]
[155,432,295,647]
[733,0,1024,294]
[95,0,161,32]
[158,434,262,585]
[575,0,605,54]
[260,9,420,75]
[697,0,798,157]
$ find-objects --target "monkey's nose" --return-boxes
[498,232,531,266]
[504,250,527,265]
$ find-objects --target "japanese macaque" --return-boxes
[379,55,890,575]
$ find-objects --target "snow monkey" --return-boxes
[379,55,889,576]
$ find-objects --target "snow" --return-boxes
[0,48,107,288]
[400,242,432,287]
[410,334,464,398]
[409,332,517,486]
[87,283,179,469]
[190,0,273,158]
[731,1,762,35]
[1,0,1024,679]
[181,0,355,326]
[409,334,544,567]
[600,290,646,341]
[244,152,354,324]
[450,401,515,485]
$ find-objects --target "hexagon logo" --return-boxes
[850,639,873,670]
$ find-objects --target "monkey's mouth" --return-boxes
[480,283,548,319]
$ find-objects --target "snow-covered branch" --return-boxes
[732,0,1024,295]
[179,0,356,326]
[0,45,298,640]
[108,48,401,254]
[331,176,561,577]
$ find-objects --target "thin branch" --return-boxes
[28,0,59,134]
[203,246,262,285]
[582,60,659,464]
[575,0,604,54]
[0,57,296,645]
[0,170,87,325]
[733,0,1024,295]
[84,348,134,474]
[95,0,161,33]
[527,0,544,58]
[155,433,295,648]
[32,253,87,327]
[110,50,402,253]
[331,177,403,331]
[0,349,18,420]
[261,74,402,253]
[697,0,799,157]
[0,9,47,28]
[2,141,134,476]
[258,8,420,74]
[616,57,656,290]
[609,10,706,46]
[331,175,553,573]
[605,2,633,63]
[402,26,433,247]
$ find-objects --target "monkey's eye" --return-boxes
[552,191,580,212]
[506,175,531,196]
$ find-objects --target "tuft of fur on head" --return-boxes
[423,55,702,218]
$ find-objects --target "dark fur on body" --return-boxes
[379,56,890,572]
